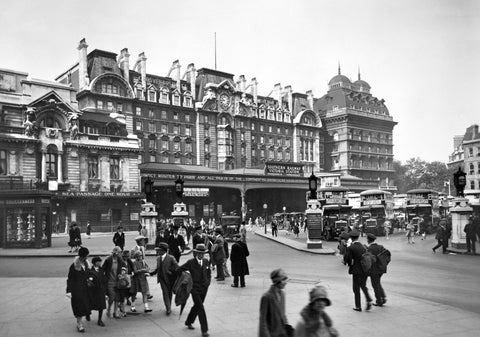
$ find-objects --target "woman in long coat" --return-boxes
[66,247,91,332]
[230,234,249,288]
[88,256,107,327]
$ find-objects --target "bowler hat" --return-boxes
[270,268,288,284]
[157,242,169,251]
[349,230,360,238]
[309,285,331,306]
[193,243,208,253]
[367,233,377,241]
[78,246,89,258]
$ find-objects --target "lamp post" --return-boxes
[283,206,286,228]
[453,167,467,197]
[144,176,153,202]
[308,172,318,200]
[263,203,268,234]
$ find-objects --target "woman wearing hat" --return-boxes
[295,285,338,337]
[87,256,107,327]
[66,247,91,333]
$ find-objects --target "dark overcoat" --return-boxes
[344,241,367,275]
[258,285,288,337]
[367,242,387,274]
[88,266,107,310]
[230,241,249,276]
[178,257,211,294]
[66,257,91,317]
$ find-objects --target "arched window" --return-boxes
[46,145,58,178]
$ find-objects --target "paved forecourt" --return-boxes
[0,229,479,337]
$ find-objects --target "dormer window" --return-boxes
[160,88,169,104]
[284,113,291,123]
[148,90,156,102]
[136,88,143,100]
[184,94,193,108]
[173,93,181,106]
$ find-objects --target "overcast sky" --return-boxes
[1,0,479,164]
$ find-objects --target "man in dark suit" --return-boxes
[366,234,387,306]
[168,226,186,262]
[150,242,179,315]
[344,230,373,312]
[178,243,211,337]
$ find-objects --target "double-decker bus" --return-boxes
[359,189,394,236]
[318,187,352,240]
[405,189,440,233]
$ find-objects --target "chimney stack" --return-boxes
[186,63,197,99]
[285,85,293,112]
[118,48,130,84]
[172,60,181,90]
[306,90,314,110]
[138,52,147,89]
[239,75,246,92]
[250,77,258,104]
[77,38,89,90]
[273,83,282,104]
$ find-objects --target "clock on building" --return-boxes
[219,93,231,110]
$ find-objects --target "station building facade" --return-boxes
[48,40,395,219]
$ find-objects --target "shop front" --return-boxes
[0,190,52,248]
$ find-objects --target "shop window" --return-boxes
[88,156,98,179]
[110,157,120,180]
[0,150,6,175]
[5,208,38,242]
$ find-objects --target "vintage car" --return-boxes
[219,215,241,241]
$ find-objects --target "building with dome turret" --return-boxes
[314,66,397,189]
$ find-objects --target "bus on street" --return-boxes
[405,189,440,234]
[318,187,352,240]
[359,189,394,236]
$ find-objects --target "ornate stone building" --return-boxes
[448,125,480,191]
[314,67,397,189]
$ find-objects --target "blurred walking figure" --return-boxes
[464,216,477,255]
[295,285,338,337]
[367,234,388,307]
[113,226,125,251]
[406,220,415,244]
[66,247,91,333]
[230,234,249,288]
[259,268,292,337]
[211,227,226,281]
[87,256,107,326]
[383,219,391,240]
[86,221,92,239]
[432,219,448,254]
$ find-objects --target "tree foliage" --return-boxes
[393,158,456,194]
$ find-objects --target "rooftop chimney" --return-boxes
[77,38,89,90]
[284,85,293,112]
[306,90,314,109]
[273,83,282,104]
[118,48,130,84]
[136,52,147,89]
[250,77,258,104]
[185,63,197,99]
[239,75,246,92]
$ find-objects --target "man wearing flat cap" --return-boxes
[259,268,292,337]
[150,242,179,315]
[343,230,373,312]
[178,243,211,337]
[367,234,388,306]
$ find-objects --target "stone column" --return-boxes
[57,153,63,183]
[41,153,46,181]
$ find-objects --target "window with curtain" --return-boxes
[88,156,98,179]
[110,157,120,180]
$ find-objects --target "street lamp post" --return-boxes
[263,203,268,234]
[283,206,286,228]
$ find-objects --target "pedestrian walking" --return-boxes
[383,219,391,240]
[155,228,168,248]
[116,266,131,316]
[178,243,212,337]
[113,226,125,251]
[150,242,179,316]
[102,246,125,318]
[337,232,350,262]
[223,238,231,278]
[66,246,91,333]
[86,221,92,239]
[87,256,107,327]
[293,222,300,238]
[406,220,415,244]
[259,268,292,337]
[211,227,226,281]
[131,250,153,313]
[294,285,338,337]
[230,234,249,288]
[68,222,82,253]
[432,219,447,254]
[120,250,135,310]
[343,230,373,312]
[168,225,186,263]
[366,234,388,307]
[239,221,247,242]
[271,221,278,237]
[464,216,477,254]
